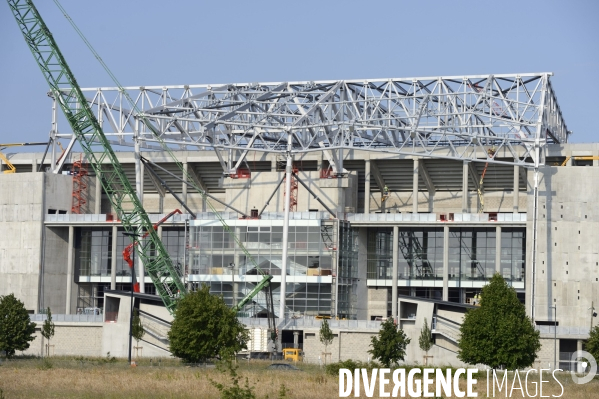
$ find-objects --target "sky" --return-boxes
[1,0,598,152]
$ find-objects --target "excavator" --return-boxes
[8,0,277,345]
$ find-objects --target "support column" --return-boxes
[279,131,293,325]
[293,331,300,349]
[496,226,502,275]
[392,226,399,320]
[65,226,74,314]
[462,161,469,213]
[513,164,520,213]
[412,158,419,214]
[95,175,102,214]
[443,225,449,301]
[32,158,37,172]
[182,162,188,214]
[364,159,371,214]
[111,225,117,290]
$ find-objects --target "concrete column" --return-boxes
[65,226,74,314]
[392,226,399,320]
[496,226,502,275]
[364,160,371,214]
[95,175,102,214]
[111,225,117,290]
[513,165,520,213]
[443,225,449,301]
[138,257,145,294]
[462,162,469,212]
[32,158,37,172]
[293,331,299,349]
[412,158,419,214]
[182,162,188,214]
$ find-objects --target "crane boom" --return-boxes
[7,0,187,314]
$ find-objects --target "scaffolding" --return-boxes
[71,155,88,214]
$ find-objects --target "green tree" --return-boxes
[132,309,144,344]
[586,325,599,363]
[369,318,411,367]
[319,319,334,364]
[132,309,144,356]
[41,307,55,357]
[0,294,37,358]
[419,317,433,364]
[458,273,540,369]
[168,285,248,363]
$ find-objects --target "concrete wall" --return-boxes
[22,322,103,357]
[224,171,359,214]
[0,172,71,312]
[528,165,599,333]
[41,227,69,313]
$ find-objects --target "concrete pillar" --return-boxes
[462,162,469,212]
[293,331,299,349]
[412,158,419,214]
[392,226,399,320]
[496,226,502,275]
[65,226,74,314]
[182,162,188,213]
[32,158,37,172]
[443,225,449,301]
[364,160,371,214]
[95,175,102,214]
[138,257,145,294]
[513,165,520,213]
[111,225,117,290]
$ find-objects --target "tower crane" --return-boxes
[8,0,277,344]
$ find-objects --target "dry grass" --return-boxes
[0,357,597,398]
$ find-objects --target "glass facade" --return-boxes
[77,228,112,277]
[500,228,526,281]
[188,219,337,318]
[398,228,443,280]
[448,228,496,281]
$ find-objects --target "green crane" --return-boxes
[7,0,186,314]
[8,0,277,334]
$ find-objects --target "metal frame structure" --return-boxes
[54,73,567,168]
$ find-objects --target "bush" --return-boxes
[168,285,248,363]
[0,294,37,358]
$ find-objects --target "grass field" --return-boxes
[0,356,597,398]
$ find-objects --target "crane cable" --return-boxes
[52,0,268,283]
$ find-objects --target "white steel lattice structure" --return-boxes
[55,73,568,172]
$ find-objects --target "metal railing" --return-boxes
[30,313,103,323]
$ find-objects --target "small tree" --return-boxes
[0,294,37,358]
[458,273,540,369]
[319,319,334,364]
[131,309,144,357]
[168,284,248,363]
[41,307,55,357]
[369,318,411,367]
[586,325,599,363]
[419,317,433,365]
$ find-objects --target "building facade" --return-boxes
[2,143,598,366]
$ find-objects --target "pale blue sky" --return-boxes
[1,0,598,150]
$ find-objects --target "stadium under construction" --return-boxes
[1,72,595,368]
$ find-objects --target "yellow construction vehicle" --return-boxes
[0,142,48,173]
[283,348,303,362]
[560,156,599,166]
